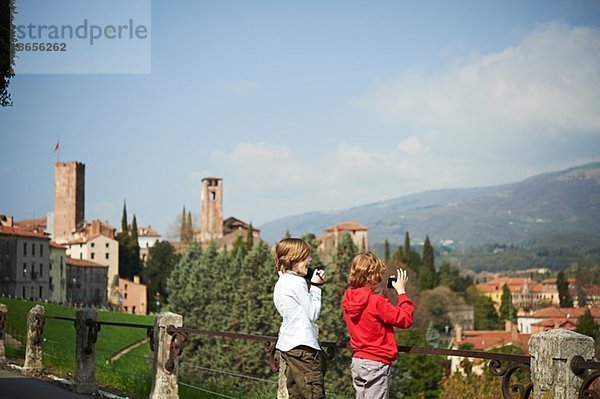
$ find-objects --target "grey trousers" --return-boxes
[351,357,391,399]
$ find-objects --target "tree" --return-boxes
[0,0,15,107]
[179,205,194,243]
[384,239,391,263]
[439,262,473,293]
[422,235,436,286]
[403,232,411,259]
[466,286,499,330]
[145,241,179,312]
[576,308,599,340]
[557,271,573,307]
[498,283,516,327]
[121,200,128,232]
[245,223,254,252]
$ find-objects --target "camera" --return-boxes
[305,267,325,285]
[387,275,397,288]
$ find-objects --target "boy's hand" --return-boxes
[391,268,408,295]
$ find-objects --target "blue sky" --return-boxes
[2,0,600,239]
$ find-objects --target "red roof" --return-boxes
[138,226,161,237]
[0,225,49,240]
[50,241,67,249]
[65,257,108,268]
[460,331,531,352]
[325,221,368,232]
[529,306,600,319]
[15,217,47,230]
[476,277,545,294]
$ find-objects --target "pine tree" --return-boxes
[384,239,391,263]
[130,215,141,277]
[576,308,599,339]
[283,229,291,239]
[498,283,516,327]
[145,241,179,312]
[121,200,128,232]
[166,241,202,318]
[557,271,573,307]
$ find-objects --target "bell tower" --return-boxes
[199,177,223,242]
[53,161,85,243]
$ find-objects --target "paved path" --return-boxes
[0,368,91,398]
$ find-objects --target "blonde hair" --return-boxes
[348,252,385,288]
[275,238,311,272]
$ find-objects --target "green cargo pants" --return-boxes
[280,345,327,399]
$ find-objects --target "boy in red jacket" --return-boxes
[341,252,414,399]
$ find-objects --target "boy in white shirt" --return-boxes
[273,238,326,399]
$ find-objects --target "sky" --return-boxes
[2,0,600,239]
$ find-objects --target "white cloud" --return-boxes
[398,137,424,154]
[361,22,600,154]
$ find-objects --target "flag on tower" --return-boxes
[54,141,59,152]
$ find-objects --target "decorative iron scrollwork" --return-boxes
[571,355,600,399]
[147,326,155,352]
[84,318,101,355]
[488,358,533,399]
[165,325,187,374]
[264,341,279,372]
[31,313,45,345]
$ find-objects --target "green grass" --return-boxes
[1,298,277,398]
[1,297,154,398]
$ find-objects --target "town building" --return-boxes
[0,216,51,301]
[118,276,147,315]
[137,225,161,263]
[475,277,566,311]
[48,242,68,304]
[517,306,600,334]
[53,161,85,243]
[317,221,369,262]
[194,177,260,250]
[65,257,108,307]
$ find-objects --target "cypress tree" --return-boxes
[179,205,187,242]
[186,211,193,242]
[121,200,128,232]
[384,239,391,263]
[245,222,254,252]
[557,271,573,307]
[422,235,436,286]
[403,232,411,259]
[498,283,516,327]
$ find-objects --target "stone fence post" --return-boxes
[23,304,45,376]
[149,312,183,399]
[529,328,596,399]
[74,308,99,394]
[0,303,6,363]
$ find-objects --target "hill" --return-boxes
[259,163,600,252]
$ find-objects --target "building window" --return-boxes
[39,286,43,298]
[40,244,43,257]
[124,293,128,299]
[105,253,109,260]
[91,242,95,248]
[80,254,83,260]
[105,243,109,248]
[39,263,43,277]
[91,252,95,260]
[23,242,27,256]
[49,259,52,271]
[124,284,128,291]
[23,262,27,276]
[32,243,35,256]
[22,286,25,297]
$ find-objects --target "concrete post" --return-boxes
[74,308,98,394]
[149,312,183,399]
[529,328,595,399]
[0,304,6,363]
[23,304,45,376]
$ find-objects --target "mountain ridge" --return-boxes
[259,162,600,249]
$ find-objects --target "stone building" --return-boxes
[0,215,51,301]
[49,242,67,304]
[138,226,161,263]
[53,161,85,243]
[193,177,260,250]
[475,277,563,311]
[65,257,108,307]
[317,221,369,262]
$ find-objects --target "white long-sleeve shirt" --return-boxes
[273,272,322,352]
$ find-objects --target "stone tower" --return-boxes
[199,177,223,242]
[54,161,85,243]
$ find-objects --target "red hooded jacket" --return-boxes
[342,287,414,364]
